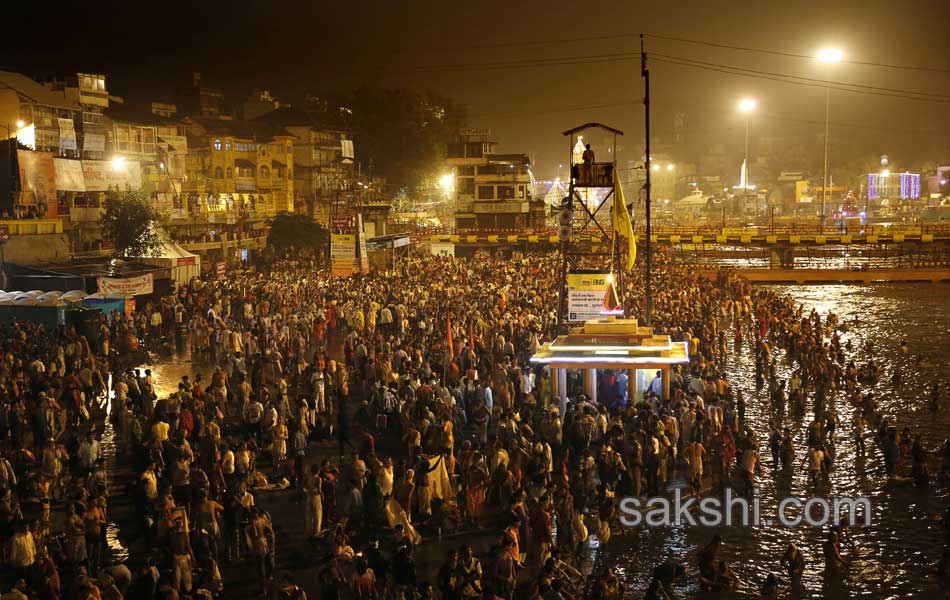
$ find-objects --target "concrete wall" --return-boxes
[3,234,71,264]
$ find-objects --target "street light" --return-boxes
[817,47,843,231]
[438,172,454,193]
[738,98,756,190]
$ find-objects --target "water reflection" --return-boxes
[604,283,950,599]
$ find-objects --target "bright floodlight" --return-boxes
[15,120,25,129]
[439,172,454,192]
[738,98,757,113]
[111,156,126,171]
[817,48,844,63]
[667,164,674,171]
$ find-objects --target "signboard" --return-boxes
[341,139,354,159]
[58,118,77,150]
[53,158,86,191]
[356,214,369,272]
[426,242,455,257]
[215,262,227,280]
[83,133,105,152]
[17,150,56,207]
[97,272,154,296]
[177,256,196,266]
[331,234,357,277]
[332,215,353,229]
[566,271,610,322]
[82,159,143,191]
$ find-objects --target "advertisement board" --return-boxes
[566,271,610,322]
[331,234,357,276]
[17,150,56,207]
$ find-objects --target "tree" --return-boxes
[306,88,467,190]
[267,212,329,256]
[99,188,163,258]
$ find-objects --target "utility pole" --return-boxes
[641,34,653,326]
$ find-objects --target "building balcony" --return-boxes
[68,207,104,223]
[0,219,64,235]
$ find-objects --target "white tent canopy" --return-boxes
[135,230,201,287]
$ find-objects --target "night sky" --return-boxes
[5,0,949,178]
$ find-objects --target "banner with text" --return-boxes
[82,159,143,191]
[53,158,86,191]
[58,118,77,150]
[97,272,155,296]
[566,271,610,322]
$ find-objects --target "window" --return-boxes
[457,166,475,176]
[260,165,271,178]
[498,186,515,200]
[459,178,475,195]
[477,185,494,200]
[225,141,232,151]
[214,167,223,179]
[226,167,233,178]
[214,139,222,151]
[518,185,525,199]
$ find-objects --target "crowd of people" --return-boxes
[0,246,946,600]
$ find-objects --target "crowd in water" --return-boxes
[0,247,947,600]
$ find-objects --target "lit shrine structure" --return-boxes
[530,316,690,414]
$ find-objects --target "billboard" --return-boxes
[17,150,56,208]
[566,271,610,322]
[331,233,357,277]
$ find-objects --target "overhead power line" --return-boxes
[644,33,950,74]
[651,56,950,104]
[652,53,950,99]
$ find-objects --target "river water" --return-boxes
[603,283,950,598]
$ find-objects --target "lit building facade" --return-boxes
[446,129,541,230]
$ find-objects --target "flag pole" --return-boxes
[641,33,653,326]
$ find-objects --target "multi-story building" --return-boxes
[182,117,296,224]
[61,73,109,161]
[446,129,540,230]
[250,107,356,223]
[0,70,82,158]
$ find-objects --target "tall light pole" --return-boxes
[817,47,843,232]
[738,98,756,190]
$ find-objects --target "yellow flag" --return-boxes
[612,169,636,267]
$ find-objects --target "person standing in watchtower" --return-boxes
[582,144,595,183]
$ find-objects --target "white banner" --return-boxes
[83,133,105,152]
[341,139,354,159]
[53,158,86,191]
[97,272,154,296]
[82,159,143,191]
[58,118,77,150]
